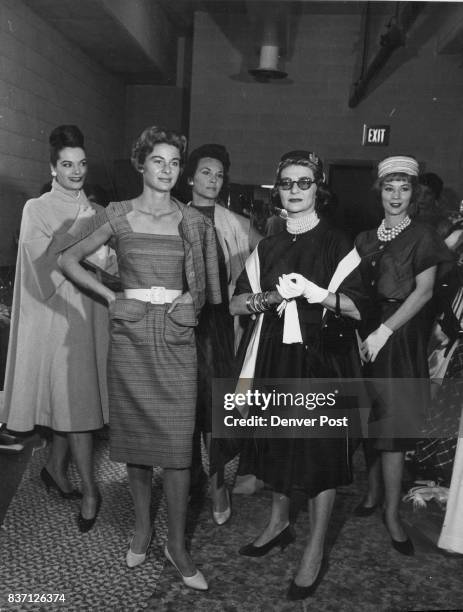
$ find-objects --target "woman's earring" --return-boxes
[51,170,57,177]
[188,179,194,186]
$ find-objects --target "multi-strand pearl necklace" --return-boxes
[286,211,319,240]
[377,215,411,242]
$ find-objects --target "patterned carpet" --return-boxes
[1,441,462,612]
[0,440,167,611]
[147,472,463,612]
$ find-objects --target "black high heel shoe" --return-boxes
[382,511,414,556]
[40,467,82,500]
[286,558,329,600]
[391,537,414,556]
[239,524,295,557]
[77,493,102,533]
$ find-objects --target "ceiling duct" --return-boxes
[349,1,425,108]
[248,2,288,82]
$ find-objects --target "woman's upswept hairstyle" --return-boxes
[273,150,332,217]
[131,126,187,171]
[49,125,85,166]
[183,143,231,202]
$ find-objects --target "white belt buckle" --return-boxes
[150,286,166,304]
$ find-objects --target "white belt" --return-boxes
[123,287,182,304]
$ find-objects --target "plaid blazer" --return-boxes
[51,199,222,317]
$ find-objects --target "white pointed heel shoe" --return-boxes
[126,530,153,568]
[212,488,231,526]
[164,545,208,591]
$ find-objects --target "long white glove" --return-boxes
[280,273,329,304]
[361,323,393,362]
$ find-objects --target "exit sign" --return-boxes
[362,124,390,146]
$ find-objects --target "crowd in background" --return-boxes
[0,124,462,599]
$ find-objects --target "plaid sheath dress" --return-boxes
[108,214,197,468]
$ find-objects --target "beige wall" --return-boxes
[0,0,125,265]
[2,1,463,267]
[189,7,463,201]
[124,85,186,155]
[100,0,177,80]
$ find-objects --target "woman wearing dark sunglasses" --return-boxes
[230,151,366,600]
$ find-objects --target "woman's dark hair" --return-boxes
[131,126,187,171]
[49,125,85,166]
[272,154,332,217]
[84,183,110,208]
[419,172,443,200]
[183,143,231,202]
[373,172,422,218]
[40,181,52,195]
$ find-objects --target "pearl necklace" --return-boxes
[286,212,319,240]
[377,215,411,242]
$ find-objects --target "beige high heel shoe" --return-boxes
[126,530,153,568]
[212,488,231,526]
[164,546,208,591]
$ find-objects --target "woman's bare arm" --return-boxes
[230,289,283,316]
[321,292,360,321]
[383,266,436,332]
[230,287,360,320]
[59,222,116,304]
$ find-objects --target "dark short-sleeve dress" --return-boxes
[355,221,454,451]
[235,220,365,497]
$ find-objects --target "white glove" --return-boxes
[276,299,287,318]
[284,273,329,304]
[276,275,301,300]
[361,323,393,362]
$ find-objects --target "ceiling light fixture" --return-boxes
[248,3,288,82]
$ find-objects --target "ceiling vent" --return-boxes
[248,3,288,82]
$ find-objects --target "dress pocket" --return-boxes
[109,298,148,344]
[164,303,197,346]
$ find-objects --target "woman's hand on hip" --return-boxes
[167,291,193,314]
[106,291,116,307]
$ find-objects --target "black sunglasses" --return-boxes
[277,177,317,191]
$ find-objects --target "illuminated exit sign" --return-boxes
[362,124,390,146]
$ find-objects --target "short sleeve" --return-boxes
[413,226,454,276]
[234,265,252,296]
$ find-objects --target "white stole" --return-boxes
[236,247,361,416]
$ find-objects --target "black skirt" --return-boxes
[238,312,359,497]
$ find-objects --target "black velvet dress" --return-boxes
[355,221,454,452]
[235,221,366,497]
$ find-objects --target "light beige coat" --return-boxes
[1,182,109,432]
